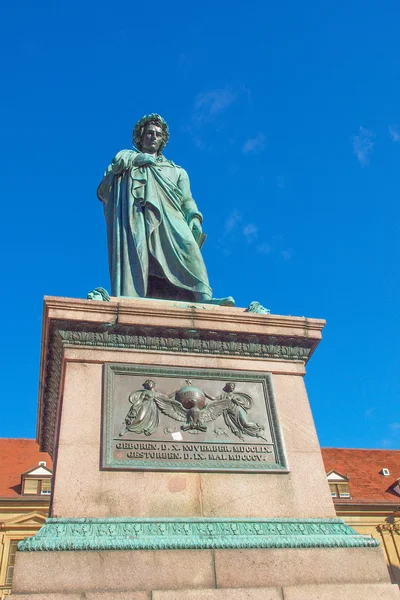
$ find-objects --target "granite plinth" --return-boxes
[37,296,334,520]
[11,296,396,599]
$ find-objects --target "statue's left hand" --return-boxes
[190,217,202,233]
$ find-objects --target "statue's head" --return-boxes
[143,379,156,390]
[133,114,169,153]
[223,382,236,393]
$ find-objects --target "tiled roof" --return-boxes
[321,448,400,504]
[0,438,52,498]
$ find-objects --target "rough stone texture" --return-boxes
[12,549,215,593]
[283,583,400,599]
[214,547,391,588]
[153,586,400,600]
[272,374,322,454]
[9,594,150,600]
[153,588,283,599]
[9,584,399,600]
[57,362,102,447]
[200,452,335,519]
[13,546,392,595]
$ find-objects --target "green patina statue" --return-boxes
[97,114,234,306]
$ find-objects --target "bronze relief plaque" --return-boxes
[102,365,288,473]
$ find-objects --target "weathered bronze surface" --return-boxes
[97,114,233,306]
[102,365,287,473]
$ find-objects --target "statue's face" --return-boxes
[141,123,163,154]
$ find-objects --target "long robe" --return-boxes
[122,389,159,437]
[97,149,212,299]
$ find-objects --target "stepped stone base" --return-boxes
[11,547,396,597]
[9,583,400,600]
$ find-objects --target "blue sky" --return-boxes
[0,1,399,449]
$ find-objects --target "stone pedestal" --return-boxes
[10,297,399,599]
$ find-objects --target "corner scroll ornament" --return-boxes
[245,301,270,315]
[86,287,111,301]
[119,379,269,442]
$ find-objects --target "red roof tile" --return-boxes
[0,439,52,498]
[321,448,400,504]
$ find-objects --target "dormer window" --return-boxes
[327,470,351,499]
[23,478,41,495]
[22,477,52,495]
[329,482,351,498]
[21,463,53,496]
[41,479,51,495]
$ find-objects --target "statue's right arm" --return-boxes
[97,150,137,204]
[110,150,137,174]
[97,151,157,204]
[108,150,157,173]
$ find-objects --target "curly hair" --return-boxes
[132,114,170,152]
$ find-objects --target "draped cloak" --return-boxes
[97,150,212,299]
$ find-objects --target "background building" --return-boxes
[322,447,400,585]
[0,439,52,599]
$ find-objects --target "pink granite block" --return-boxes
[153,588,284,599]
[200,450,335,519]
[57,362,102,447]
[272,373,321,453]
[53,443,202,517]
[9,594,150,600]
[214,547,391,588]
[283,582,400,599]
[13,549,215,593]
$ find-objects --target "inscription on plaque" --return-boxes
[102,365,288,473]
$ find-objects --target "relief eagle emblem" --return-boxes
[119,379,268,442]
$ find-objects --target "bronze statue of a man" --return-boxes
[97,114,233,305]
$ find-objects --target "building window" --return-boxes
[329,482,351,498]
[22,477,52,495]
[23,478,40,494]
[5,540,18,585]
[41,479,52,495]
